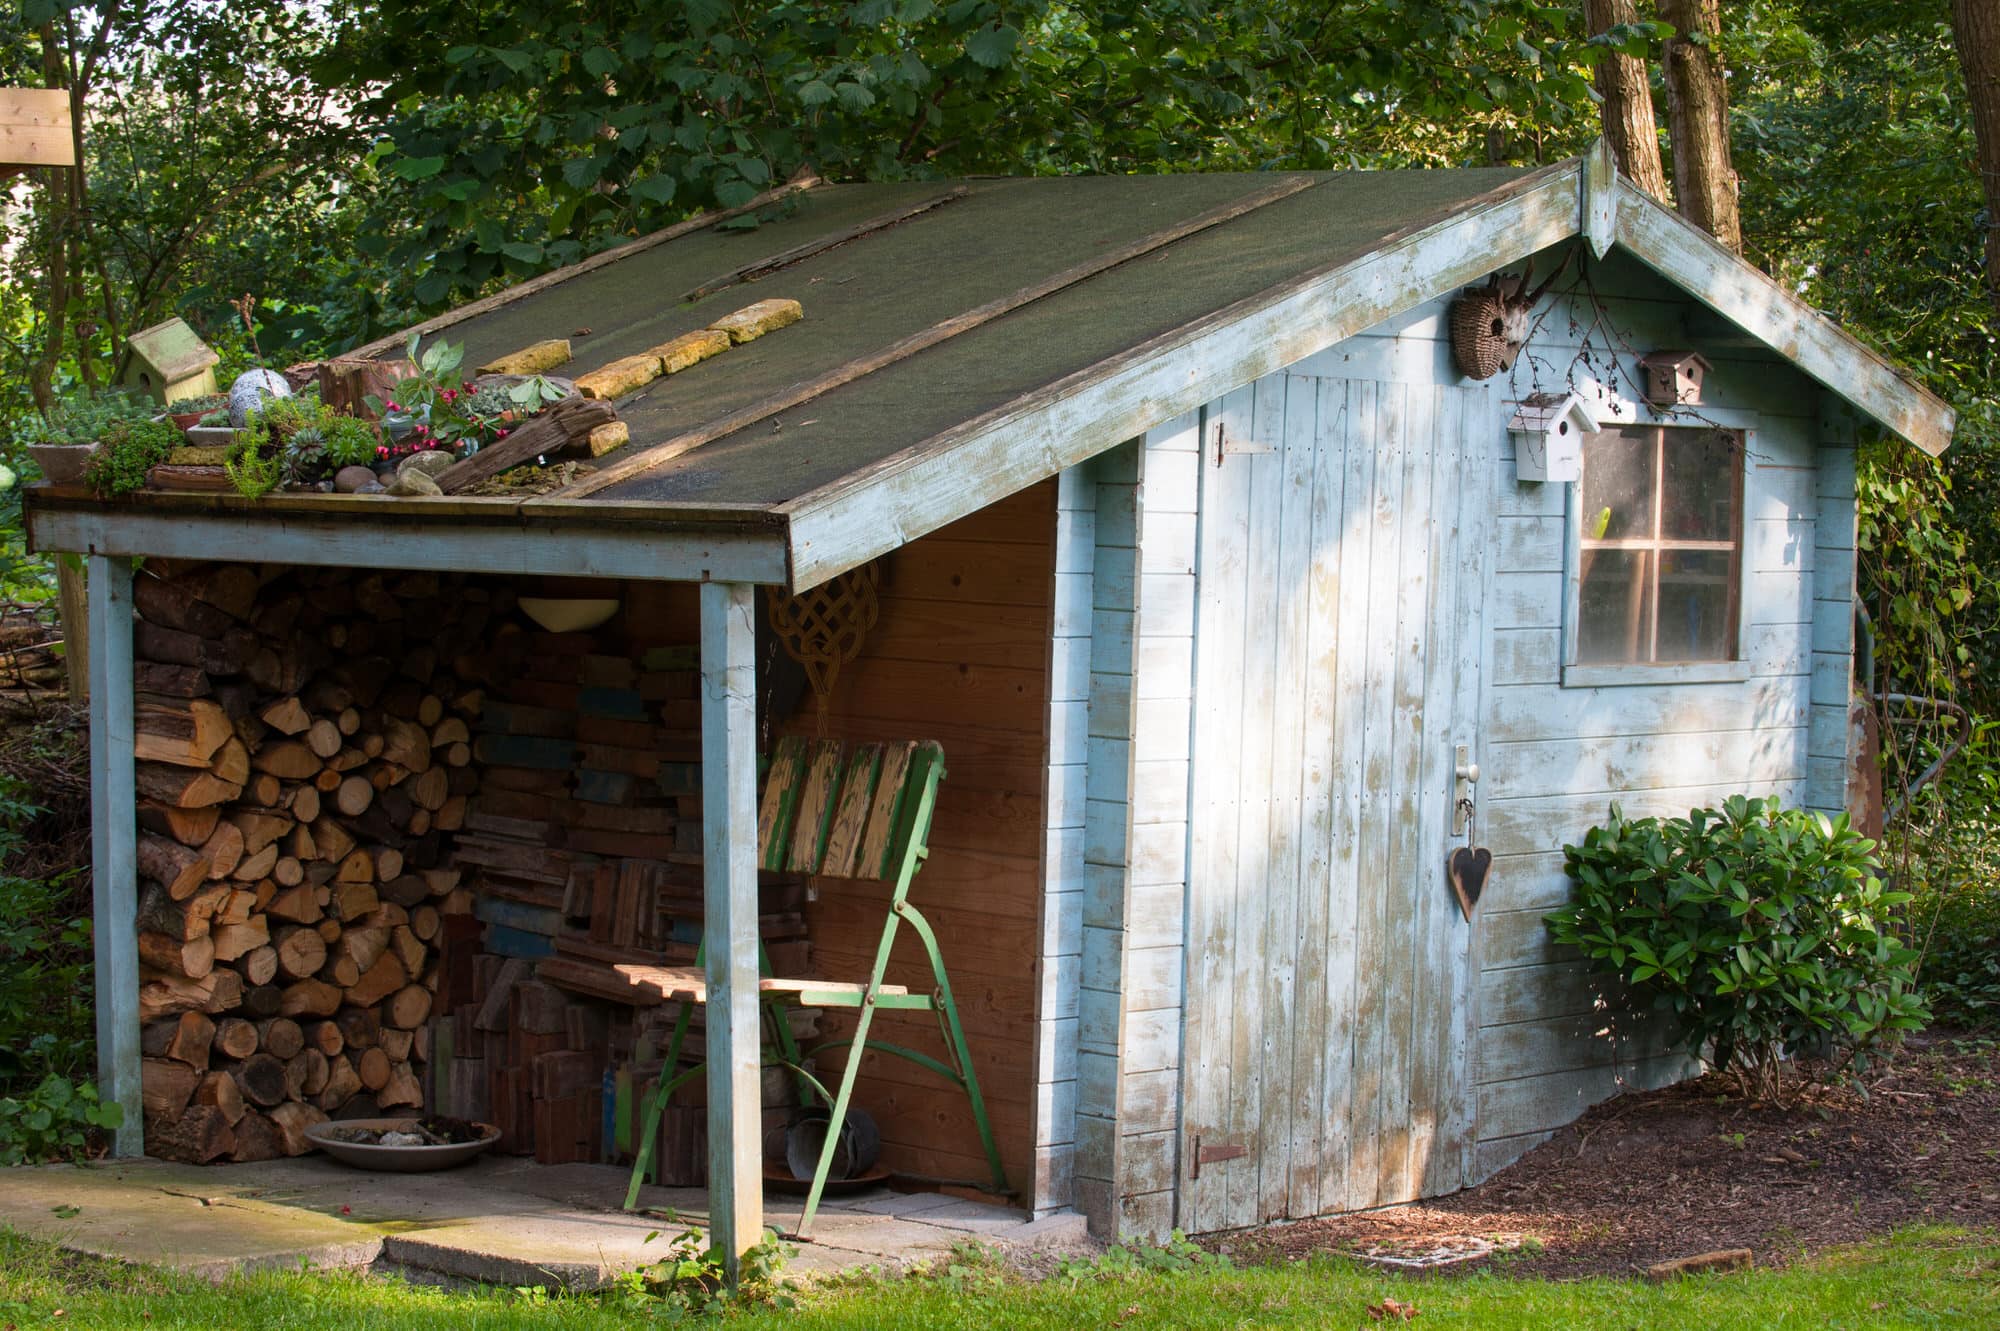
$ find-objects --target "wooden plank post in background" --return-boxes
[56,557,86,701]
[86,555,141,1154]
[700,580,762,1277]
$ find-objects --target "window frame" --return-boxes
[1561,412,1757,688]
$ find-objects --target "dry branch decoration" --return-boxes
[765,561,882,731]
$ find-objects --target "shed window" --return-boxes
[1574,424,1743,665]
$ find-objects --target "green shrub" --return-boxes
[80,417,179,498]
[0,775,113,1163]
[0,1074,121,1166]
[1546,795,1927,1100]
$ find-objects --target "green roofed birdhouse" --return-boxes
[122,317,219,406]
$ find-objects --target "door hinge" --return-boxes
[1190,1134,1249,1180]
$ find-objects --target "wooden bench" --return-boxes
[618,736,1010,1234]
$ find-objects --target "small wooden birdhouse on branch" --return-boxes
[1638,349,1711,407]
[123,317,220,405]
[1509,390,1599,483]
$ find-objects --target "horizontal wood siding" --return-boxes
[794,482,1055,1193]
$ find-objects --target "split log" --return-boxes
[134,574,234,637]
[316,1055,361,1112]
[146,1103,235,1163]
[134,699,233,767]
[209,917,268,962]
[257,1017,305,1060]
[378,1060,423,1109]
[213,1017,259,1060]
[278,978,342,1019]
[307,1020,344,1057]
[139,968,243,1023]
[313,817,356,863]
[234,1052,289,1107]
[239,984,284,1019]
[140,799,222,848]
[330,880,378,921]
[260,696,311,735]
[306,718,342,759]
[336,776,373,817]
[138,833,211,901]
[268,1100,327,1156]
[377,1026,414,1061]
[230,810,292,857]
[355,1046,391,1092]
[346,952,407,1008]
[230,843,279,883]
[384,984,432,1031]
[335,1007,379,1050]
[229,1111,283,1162]
[252,741,322,780]
[208,738,250,787]
[238,945,279,987]
[141,1012,215,1070]
[274,926,327,980]
[138,930,215,979]
[135,661,212,699]
[193,1069,247,1124]
[199,821,245,879]
[267,885,322,925]
[289,784,322,824]
[142,1057,200,1119]
[136,761,242,809]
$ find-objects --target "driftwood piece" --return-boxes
[433,396,616,494]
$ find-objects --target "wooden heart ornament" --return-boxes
[1448,846,1492,922]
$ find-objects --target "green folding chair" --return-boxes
[622,738,1010,1237]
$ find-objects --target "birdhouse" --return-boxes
[1638,349,1711,408]
[122,317,219,406]
[1509,391,1599,483]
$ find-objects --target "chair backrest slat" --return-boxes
[753,737,942,882]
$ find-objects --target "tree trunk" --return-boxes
[1587,0,1670,202]
[1955,0,2000,317]
[1659,0,1742,252]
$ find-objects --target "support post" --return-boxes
[700,580,762,1277]
[86,555,140,1154]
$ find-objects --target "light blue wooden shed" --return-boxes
[31,141,1953,1259]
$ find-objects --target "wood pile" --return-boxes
[132,562,489,1163]
[426,631,813,1166]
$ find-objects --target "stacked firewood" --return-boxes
[131,562,490,1163]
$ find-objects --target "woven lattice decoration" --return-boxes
[767,561,882,716]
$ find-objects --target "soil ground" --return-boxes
[1233,1030,2000,1278]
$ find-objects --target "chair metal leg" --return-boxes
[896,901,1007,1193]
[624,1000,696,1210]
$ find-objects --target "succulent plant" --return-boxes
[280,427,329,487]
[463,385,513,419]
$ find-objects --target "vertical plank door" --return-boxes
[1180,375,1485,1230]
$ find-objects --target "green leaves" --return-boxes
[1547,796,1927,1101]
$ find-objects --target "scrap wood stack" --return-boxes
[131,561,490,1163]
[429,630,814,1166]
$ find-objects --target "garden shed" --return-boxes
[26,141,1955,1261]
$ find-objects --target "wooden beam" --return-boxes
[1611,181,1955,456]
[700,581,762,1275]
[87,556,142,1154]
[550,174,1324,501]
[344,172,822,361]
[27,504,789,586]
[0,88,74,169]
[778,165,1582,590]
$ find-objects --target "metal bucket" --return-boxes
[783,1106,881,1182]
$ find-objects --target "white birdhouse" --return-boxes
[1509,391,1599,483]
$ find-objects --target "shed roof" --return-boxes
[29,147,1954,590]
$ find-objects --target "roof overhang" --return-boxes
[25,147,1952,592]
[25,491,790,584]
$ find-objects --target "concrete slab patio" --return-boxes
[0,1156,1089,1289]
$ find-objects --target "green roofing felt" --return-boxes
[424,168,1532,509]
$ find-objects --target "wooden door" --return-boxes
[1180,371,1487,1232]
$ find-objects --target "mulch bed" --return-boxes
[1232,1030,2000,1279]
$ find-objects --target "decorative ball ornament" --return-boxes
[227,368,293,428]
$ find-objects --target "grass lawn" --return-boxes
[1,1225,1993,1329]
